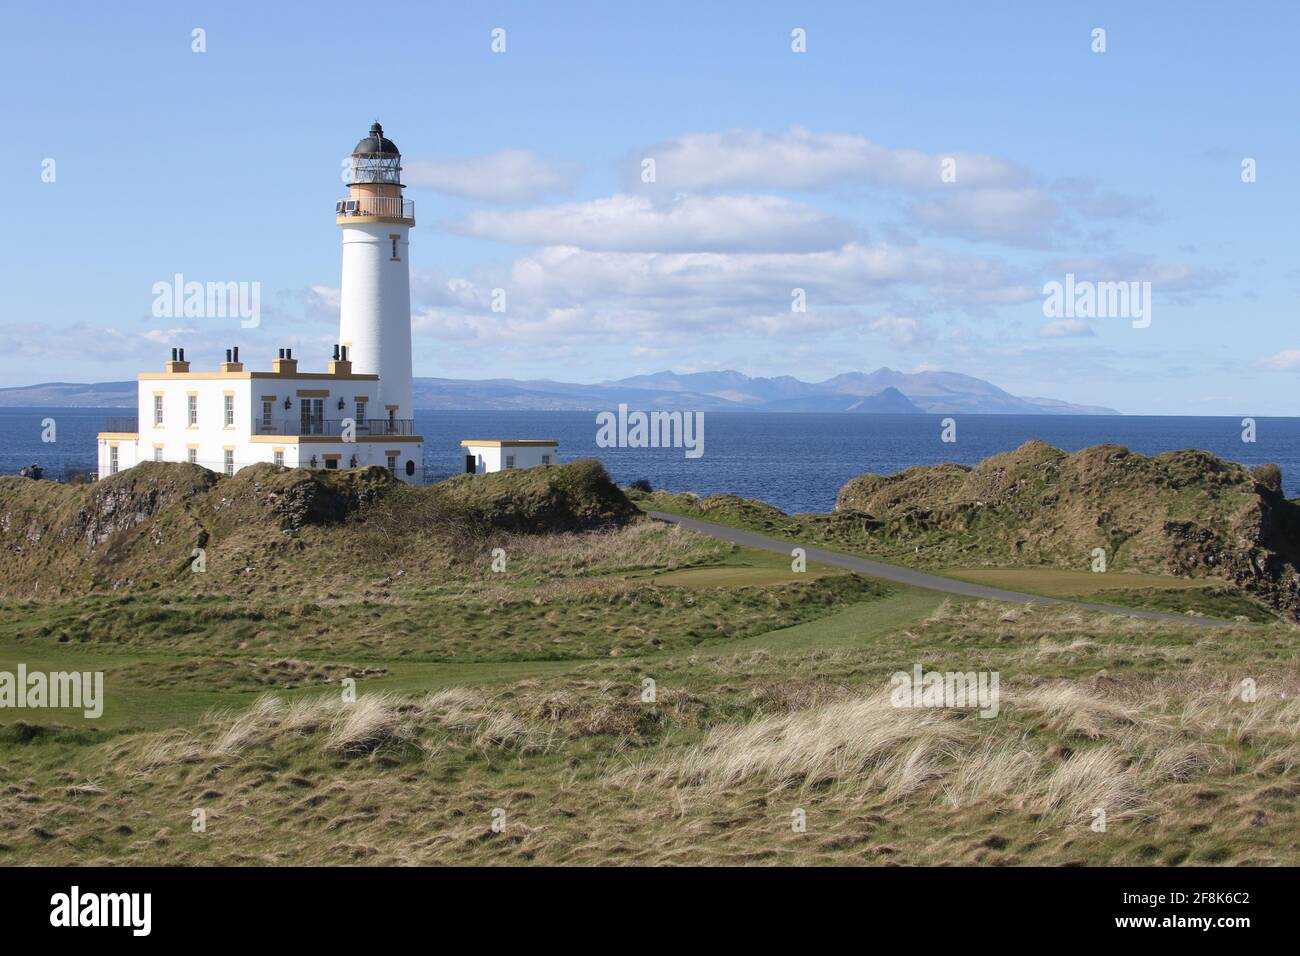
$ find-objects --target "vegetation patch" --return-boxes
[636,441,1300,621]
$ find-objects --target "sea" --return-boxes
[2,406,1297,514]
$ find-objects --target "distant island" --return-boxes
[0,367,1120,415]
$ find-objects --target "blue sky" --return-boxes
[3,0,1297,414]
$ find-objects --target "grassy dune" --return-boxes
[2,600,1295,866]
[1,459,1296,866]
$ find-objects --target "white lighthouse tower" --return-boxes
[337,122,415,420]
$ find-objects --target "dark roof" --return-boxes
[352,121,399,156]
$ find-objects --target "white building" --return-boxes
[98,123,424,482]
[460,440,558,474]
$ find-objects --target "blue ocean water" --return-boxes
[2,406,1297,514]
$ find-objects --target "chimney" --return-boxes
[328,341,352,376]
[272,346,298,375]
[221,345,244,373]
[165,345,190,374]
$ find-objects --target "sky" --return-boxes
[2,0,1298,415]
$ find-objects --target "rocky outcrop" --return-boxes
[0,460,637,598]
[835,441,1300,619]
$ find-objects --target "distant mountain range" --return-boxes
[0,368,1120,415]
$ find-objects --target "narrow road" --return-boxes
[646,511,1239,628]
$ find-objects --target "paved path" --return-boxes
[646,511,1237,628]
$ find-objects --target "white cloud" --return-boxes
[1260,349,1300,369]
[1049,255,1231,297]
[141,327,197,344]
[452,193,856,253]
[633,127,1027,191]
[405,149,578,202]
[1054,178,1159,223]
[403,240,1032,360]
[870,315,928,348]
[1037,319,1095,338]
[304,285,340,309]
[502,242,1030,311]
[909,187,1061,247]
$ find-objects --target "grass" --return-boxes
[940,568,1213,597]
[631,438,1300,627]
[944,568,1277,622]
[1,460,1297,866]
[2,598,1295,866]
[0,518,893,731]
[642,499,1276,624]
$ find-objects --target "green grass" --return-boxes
[3,596,1295,866]
[940,567,1214,597]
[641,499,1270,624]
[698,587,951,656]
[3,464,1297,867]
[0,536,897,733]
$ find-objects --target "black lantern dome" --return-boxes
[353,121,400,156]
[348,121,403,186]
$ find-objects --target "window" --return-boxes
[390,236,400,260]
[405,459,415,477]
[386,455,397,473]
[187,395,197,426]
[261,401,273,431]
[153,394,164,426]
[187,448,197,464]
[154,447,163,462]
[300,398,323,435]
[505,455,515,469]
[109,446,119,475]
[355,401,366,424]
[224,449,234,476]
[273,450,284,468]
[224,395,234,426]
[541,454,551,465]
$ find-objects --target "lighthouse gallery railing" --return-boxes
[335,196,414,220]
[259,418,416,437]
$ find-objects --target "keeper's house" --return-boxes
[98,345,422,480]
[460,439,558,474]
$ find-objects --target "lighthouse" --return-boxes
[95,121,425,483]
[337,122,415,420]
